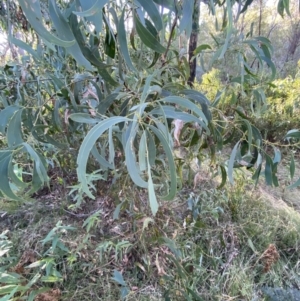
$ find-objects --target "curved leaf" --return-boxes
[0,153,23,201]
[118,9,136,71]
[77,117,130,198]
[228,141,240,184]
[7,109,23,148]
[148,125,177,200]
[49,0,93,70]
[134,13,166,54]
[136,0,163,31]
[0,106,20,135]
[73,0,106,17]
[18,0,75,47]
[179,0,193,37]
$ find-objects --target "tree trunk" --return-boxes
[187,0,200,87]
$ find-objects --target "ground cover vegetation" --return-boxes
[0,0,300,300]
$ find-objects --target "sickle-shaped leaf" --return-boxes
[160,96,209,129]
[77,0,107,33]
[10,37,40,61]
[49,0,93,70]
[134,13,166,54]
[144,19,161,68]
[23,143,49,187]
[8,162,28,190]
[217,165,227,189]
[193,44,212,55]
[74,0,106,17]
[136,0,163,32]
[69,113,102,124]
[288,177,300,189]
[240,0,254,13]
[118,9,136,71]
[153,0,175,11]
[179,0,193,37]
[18,0,75,47]
[7,109,24,148]
[148,160,159,216]
[0,106,20,135]
[69,14,118,86]
[290,153,295,180]
[0,153,24,201]
[149,125,177,200]
[228,141,240,184]
[125,121,148,188]
[265,154,274,186]
[139,131,147,172]
[77,117,130,198]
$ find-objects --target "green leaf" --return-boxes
[77,117,130,198]
[252,162,262,187]
[0,153,23,201]
[217,165,227,189]
[77,0,107,33]
[49,0,93,70]
[179,0,193,37]
[290,153,295,180]
[0,105,20,135]
[0,285,21,300]
[91,145,113,170]
[265,154,273,186]
[149,125,177,200]
[219,0,233,59]
[153,0,175,11]
[73,0,105,17]
[23,143,49,187]
[103,14,116,58]
[240,0,254,13]
[193,44,212,55]
[10,37,40,61]
[18,0,75,47]
[69,113,102,124]
[144,19,161,68]
[125,125,148,188]
[6,109,23,148]
[134,13,166,54]
[40,276,63,283]
[8,162,28,190]
[288,177,300,189]
[228,141,240,184]
[69,14,118,86]
[147,130,157,166]
[139,131,147,172]
[112,270,127,286]
[261,56,276,80]
[136,0,163,32]
[118,9,136,71]
[285,129,300,140]
[148,162,159,216]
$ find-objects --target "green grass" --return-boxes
[1,175,300,301]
